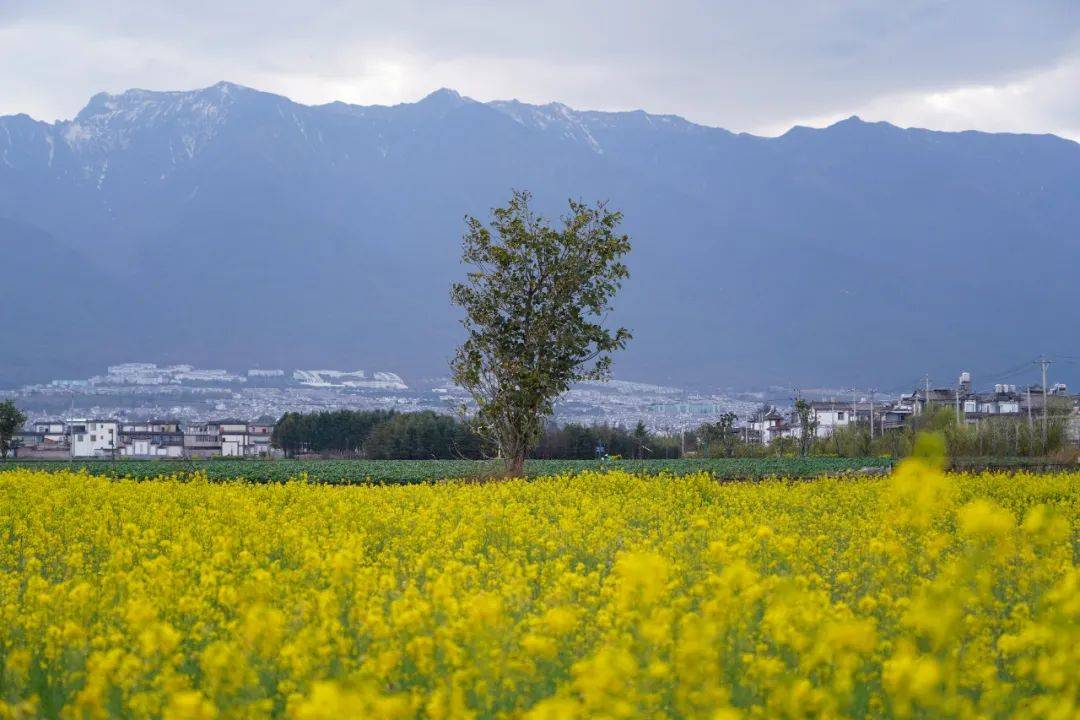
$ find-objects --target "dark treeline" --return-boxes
[366,412,487,459]
[273,409,394,456]
[271,410,484,459]
[533,421,681,459]
[271,411,683,460]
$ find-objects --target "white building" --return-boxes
[33,420,68,442]
[121,435,184,458]
[68,419,120,458]
[119,420,184,458]
[215,420,250,457]
[247,422,274,457]
[746,407,795,445]
[808,402,855,438]
[184,422,222,458]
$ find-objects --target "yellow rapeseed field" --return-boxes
[1,460,1078,719]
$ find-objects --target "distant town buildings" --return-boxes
[4,362,760,435]
[745,371,1080,446]
[7,363,1078,450]
[11,418,280,459]
[291,369,408,390]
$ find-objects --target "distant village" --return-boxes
[746,371,1080,446]
[9,369,1080,458]
[1,361,762,444]
[12,419,276,459]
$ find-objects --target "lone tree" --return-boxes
[632,421,649,459]
[794,398,818,457]
[451,190,632,476]
[699,412,738,458]
[0,400,27,460]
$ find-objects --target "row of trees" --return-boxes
[271,409,395,456]
[270,410,486,459]
[533,421,681,459]
[270,409,684,460]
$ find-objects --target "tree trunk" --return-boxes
[505,451,526,478]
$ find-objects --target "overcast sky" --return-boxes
[2,1,1079,138]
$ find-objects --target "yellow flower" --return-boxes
[1021,504,1070,545]
[958,499,1015,538]
[613,550,670,610]
[163,691,217,720]
[521,633,559,660]
[542,606,579,636]
[883,643,943,715]
[1,465,1077,718]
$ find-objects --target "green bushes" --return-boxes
[807,407,1072,460]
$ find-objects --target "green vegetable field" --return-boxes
[2,456,892,484]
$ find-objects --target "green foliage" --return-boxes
[804,405,1072,460]
[698,413,739,458]
[270,409,400,457]
[0,400,27,459]
[7,456,893,484]
[364,411,487,459]
[450,190,631,473]
[533,423,680,460]
[631,421,650,459]
[793,399,817,457]
[270,410,690,461]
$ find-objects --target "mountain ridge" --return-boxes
[3,82,1080,390]
[17,81,1077,153]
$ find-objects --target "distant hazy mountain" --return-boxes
[3,82,1079,389]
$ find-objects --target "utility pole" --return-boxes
[955,387,961,425]
[869,388,876,438]
[851,387,858,428]
[793,386,801,445]
[924,375,931,416]
[1038,356,1052,451]
[1027,387,1033,429]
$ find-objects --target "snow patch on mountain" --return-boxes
[489,100,605,154]
[60,82,247,160]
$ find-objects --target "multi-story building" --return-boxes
[213,419,250,457]
[211,420,276,457]
[69,419,120,458]
[122,420,182,433]
[11,428,68,458]
[183,421,222,458]
[33,420,69,442]
[807,401,856,437]
[119,420,184,457]
[745,407,794,445]
[247,422,274,457]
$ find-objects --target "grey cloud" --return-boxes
[1,1,1078,135]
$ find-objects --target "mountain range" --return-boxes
[3,81,1080,390]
